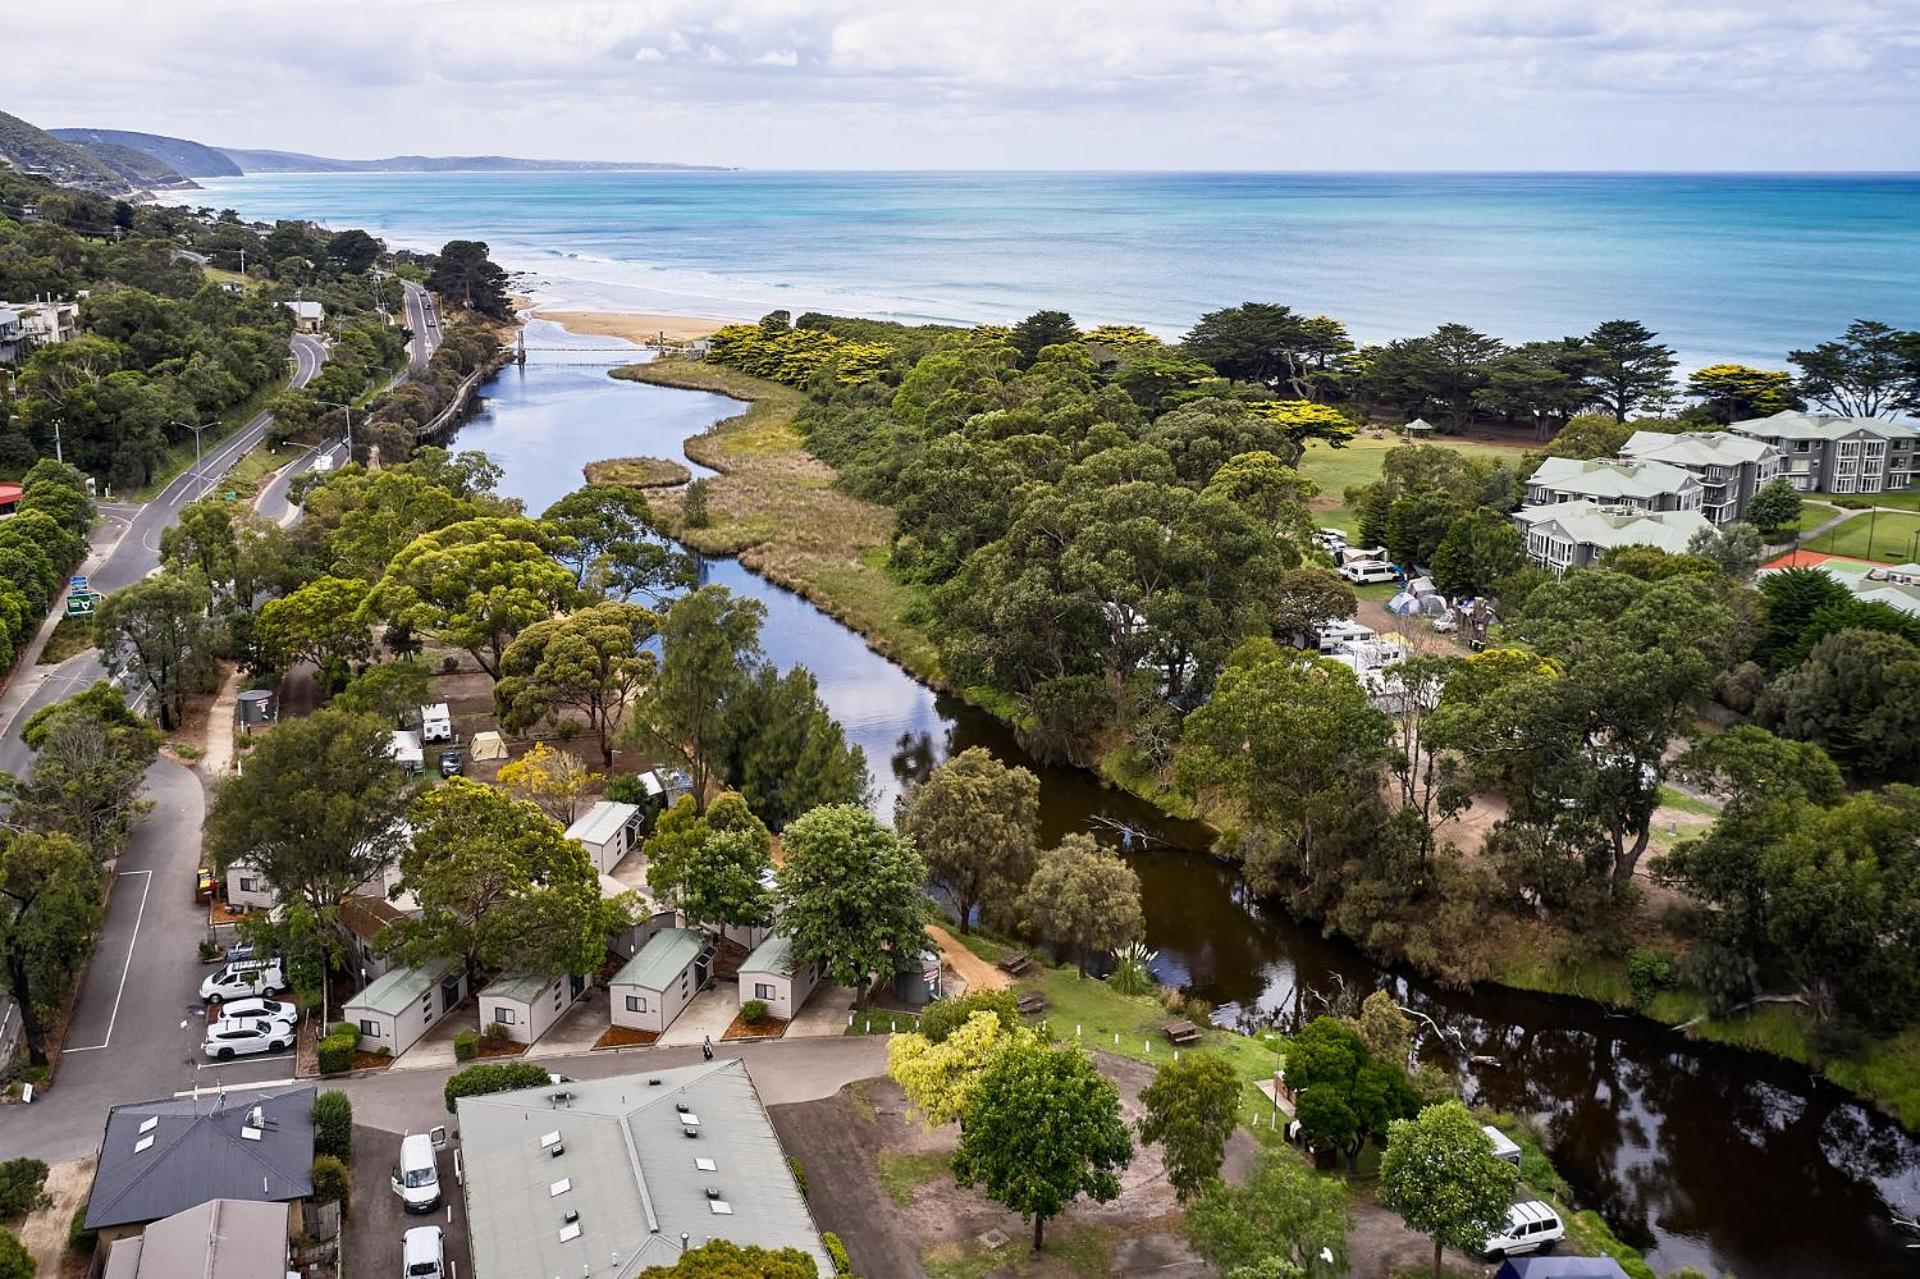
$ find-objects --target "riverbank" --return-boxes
[540,309,726,344]
[605,353,1920,1134]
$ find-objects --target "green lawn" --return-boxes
[1801,509,1920,563]
[1822,489,1920,513]
[1299,433,1538,535]
[1797,501,1843,533]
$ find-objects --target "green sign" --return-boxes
[65,592,98,617]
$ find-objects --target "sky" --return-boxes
[8,0,1920,170]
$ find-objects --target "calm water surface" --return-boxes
[450,338,1920,1279]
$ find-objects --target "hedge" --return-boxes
[443,1061,554,1114]
[822,1231,851,1275]
[316,1026,359,1075]
[310,1155,349,1210]
[741,999,769,1026]
[312,1091,353,1163]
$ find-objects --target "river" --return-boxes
[453,321,1920,1278]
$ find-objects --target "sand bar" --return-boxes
[540,310,731,344]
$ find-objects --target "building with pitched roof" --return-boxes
[1727,410,1920,495]
[84,1087,314,1234]
[1618,429,1785,523]
[1513,501,1713,572]
[102,1199,291,1279]
[457,1059,831,1278]
[1524,456,1703,514]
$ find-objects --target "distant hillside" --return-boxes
[216,147,729,174]
[0,109,133,194]
[50,127,240,177]
[74,140,197,189]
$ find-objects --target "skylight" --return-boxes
[133,1135,154,1153]
[540,1130,562,1148]
[550,1178,571,1197]
[709,1200,733,1215]
[694,1158,717,1172]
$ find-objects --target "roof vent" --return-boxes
[675,1103,689,1114]
[563,1209,579,1225]
[549,1090,573,1106]
[703,1186,721,1200]
[648,1078,662,1086]
[682,1126,699,1139]
[550,1142,566,1158]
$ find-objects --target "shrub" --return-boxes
[0,1158,50,1217]
[1106,942,1158,997]
[316,1027,359,1075]
[483,1021,512,1045]
[681,478,711,528]
[443,1061,554,1114]
[916,989,1020,1044]
[0,1228,29,1279]
[197,937,219,962]
[309,1155,350,1209]
[312,1091,354,1163]
[741,999,770,1026]
[822,1231,851,1275]
[1626,948,1678,1009]
[787,1156,808,1198]
[67,1206,97,1255]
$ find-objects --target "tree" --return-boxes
[1543,412,1636,460]
[495,743,595,823]
[1182,1150,1349,1279]
[367,518,577,680]
[1686,363,1802,423]
[1271,566,1357,642]
[0,831,100,1065]
[1138,1053,1241,1201]
[1378,1101,1521,1279]
[1285,1017,1421,1167]
[645,793,776,930]
[1757,566,1855,668]
[94,572,215,729]
[1789,319,1920,418]
[1183,303,1353,398]
[1757,628,1920,783]
[387,779,630,983]
[887,1008,1037,1128]
[542,485,693,602]
[628,586,765,810]
[427,240,511,318]
[0,1227,30,1279]
[632,1240,822,1279]
[897,747,1039,934]
[0,1158,49,1218]
[1579,319,1676,420]
[1429,509,1523,597]
[774,804,928,1007]
[325,228,381,275]
[257,575,374,692]
[495,602,658,765]
[1019,834,1144,977]
[4,683,160,861]
[952,1042,1133,1251]
[332,659,436,720]
[1745,477,1803,540]
[719,663,869,830]
[159,499,238,595]
[1685,521,1765,579]
[205,710,415,966]
[1009,310,1080,367]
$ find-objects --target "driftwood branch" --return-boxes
[1671,992,1810,1033]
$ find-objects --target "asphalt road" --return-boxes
[402,279,441,372]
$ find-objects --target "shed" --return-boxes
[336,894,409,981]
[565,799,642,874]
[282,299,324,332]
[469,730,507,761]
[738,933,820,1022]
[341,959,466,1056]
[890,949,944,1006]
[103,1199,290,1279]
[479,969,588,1045]
[601,873,674,960]
[609,927,710,1034]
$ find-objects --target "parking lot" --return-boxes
[350,1124,473,1279]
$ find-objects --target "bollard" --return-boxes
[1113,1031,1120,1045]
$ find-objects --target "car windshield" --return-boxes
[404,1167,436,1188]
[407,1262,439,1276]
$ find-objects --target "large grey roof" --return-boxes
[104,1200,289,1279]
[457,1059,830,1279]
[1528,455,1699,501]
[1619,429,1779,467]
[1514,500,1712,556]
[86,1087,315,1230]
[1727,409,1920,442]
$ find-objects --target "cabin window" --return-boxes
[495,1007,515,1025]
[626,995,647,1013]
[754,983,776,1000]
[360,1020,379,1037]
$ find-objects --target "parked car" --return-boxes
[215,997,298,1027]
[199,957,287,1003]
[402,1226,445,1279]
[194,866,215,902]
[1340,560,1401,584]
[1312,527,1348,551]
[1478,1200,1565,1259]
[225,940,257,963]
[201,1016,291,1060]
[438,748,462,778]
[391,1132,442,1213]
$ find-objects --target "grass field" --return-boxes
[1801,509,1920,563]
[1299,433,1538,534]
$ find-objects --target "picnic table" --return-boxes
[1164,1020,1203,1046]
[1015,992,1047,1015]
[996,951,1034,977]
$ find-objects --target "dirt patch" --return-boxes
[351,1049,395,1071]
[928,924,1011,993]
[721,1013,789,1041]
[594,1024,659,1049]
[15,1155,95,1279]
[475,1038,526,1059]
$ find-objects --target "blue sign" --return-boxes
[68,575,88,595]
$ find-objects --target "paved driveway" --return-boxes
[349,1125,471,1279]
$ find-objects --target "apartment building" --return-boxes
[1523,456,1703,514]
[1513,500,1713,573]
[1618,430,1784,523]
[1727,410,1920,496]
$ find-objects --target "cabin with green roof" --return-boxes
[340,958,467,1055]
[478,968,589,1045]
[609,927,711,1034]
[738,933,822,1022]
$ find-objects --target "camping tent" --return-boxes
[1386,592,1420,616]
[469,731,508,761]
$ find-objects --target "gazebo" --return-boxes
[1402,417,1436,438]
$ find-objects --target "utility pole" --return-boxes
[52,417,62,465]
[168,419,216,499]
[316,400,354,463]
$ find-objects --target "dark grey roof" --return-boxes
[86,1087,315,1230]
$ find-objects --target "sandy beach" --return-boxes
[539,310,730,344]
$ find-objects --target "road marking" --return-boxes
[172,1075,297,1097]
[194,1050,294,1070]
[60,869,153,1053]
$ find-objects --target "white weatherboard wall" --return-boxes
[609,928,707,1035]
[737,935,820,1022]
[480,971,587,1045]
[224,860,277,912]
[342,961,466,1056]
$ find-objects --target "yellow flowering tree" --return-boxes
[887,1010,1036,1128]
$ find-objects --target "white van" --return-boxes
[402,1226,444,1279]
[199,957,287,1003]
[418,703,453,744]
[1340,560,1401,584]
[391,1132,442,1214]
[1479,1200,1565,1259]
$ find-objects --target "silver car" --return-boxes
[201,1016,291,1060]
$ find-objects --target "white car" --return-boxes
[1340,560,1400,584]
[202,1016,292,1060]
[199,958,287,1003]
[1479,1200,1565,1259]
[214,997,298,1027]
[1312,528,1348,551]
[391,1132,442,1214]
[403,1226,445,1279]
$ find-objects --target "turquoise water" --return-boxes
[185,170,1919,366]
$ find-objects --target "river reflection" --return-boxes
[450,329,1920,1279]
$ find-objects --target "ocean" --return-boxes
[182,169,1919,369]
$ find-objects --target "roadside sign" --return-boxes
[65,592,98,617]
[68,575,88,595]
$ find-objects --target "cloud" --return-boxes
[3,0,1917,168]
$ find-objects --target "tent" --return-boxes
[1416,592,1450,617]
[1495,1260,1630,1279]
[1386,592,1420,616]
[469,730,508,761]
[1407,575,1440,597]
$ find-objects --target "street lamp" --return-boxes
[168,419,218,499]
[314,399,354,463]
